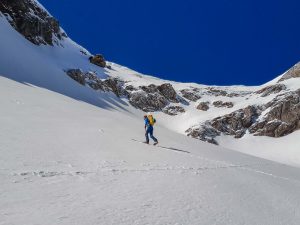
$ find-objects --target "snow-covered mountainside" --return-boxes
[3,0,300,165]
[1,1,300,224]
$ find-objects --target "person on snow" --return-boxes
[144,114,158,145]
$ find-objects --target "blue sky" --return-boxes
[39,0,300,85]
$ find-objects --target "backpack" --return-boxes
[147,114,156,126]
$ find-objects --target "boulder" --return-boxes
[89,54,106,68]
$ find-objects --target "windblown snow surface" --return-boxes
[1,6,300,225]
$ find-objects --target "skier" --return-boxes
[144,114,158,145]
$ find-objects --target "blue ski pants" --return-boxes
[145,125,158,143]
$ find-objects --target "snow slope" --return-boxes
[109,64,300,167]
[1,76,300,225]
[1,1,300,168]
[1,1,300,224]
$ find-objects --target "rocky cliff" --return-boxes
[0,0,66,46]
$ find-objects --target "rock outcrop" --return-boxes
[163,106,185,116]
[127,83,180,112]
[205,87,227,97]
[158,83,179,103]
[186,89,300,144]
[66,69,126,97]
[196,102,210,111]
[213,101,234,108]
[186,124,220,145]
[128,91,168,112]
[89,54,106,68]
[0,0,66,45]
[250,89,300,137]
[278,62,300,82]
[255,84,286,97]
[180,89,201,102]
[205,87,251,98]
[66,69,86,86]
[186,105,261,144]
[66,70,182,113]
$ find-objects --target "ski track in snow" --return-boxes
[3,145,298,185]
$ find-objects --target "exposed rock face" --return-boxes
[256,84,286,97]
[205,87,251,98]
[213,101,234,108]
[250,89,300,137]
[180,89,201,102]
[186,124,220,145]
[125,85,137,92]
[140,84,159,94]
[85,71,105,91]
[186,105,261,144]
[65,71,180,113]
[89,54,106,68]
[66,69,86,86]
[163,106,185,116]
[206,87,227,97]
[66,69,104,90]
[186,89,300,144]
[227,92,243,97]
[103,78,126,97]
[197,102,209,111]
[66,69,126,97]
[0,0,66,45]
[127,83,180,112]
[129,91,168,112]
[212,106,260,137]
[278,62,300,82]
[157,83,179,103]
